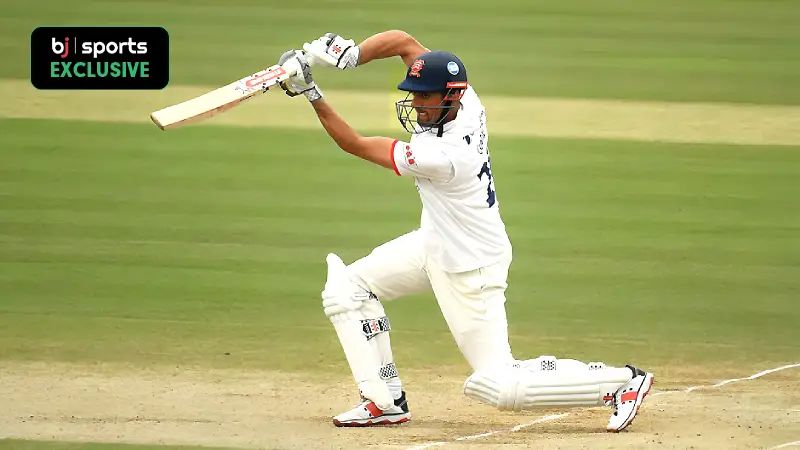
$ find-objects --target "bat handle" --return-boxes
[277,50,315,80]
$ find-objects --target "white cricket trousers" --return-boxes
[347,230,514,372]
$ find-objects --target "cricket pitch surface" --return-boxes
[2,362,798,449]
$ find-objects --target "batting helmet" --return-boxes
[395,51,469,135]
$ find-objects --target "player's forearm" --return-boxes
[311,99,360,151]
[310,99,393,169]
[357,30,428,67]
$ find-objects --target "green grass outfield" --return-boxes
[2,118,798,373]
[4,0,800,103]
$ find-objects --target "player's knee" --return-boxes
[463,366,522,411]
[321,253,384,319]
[321,253,362,317]
[463,357,572,411]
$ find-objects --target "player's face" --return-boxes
[411,91,445,125]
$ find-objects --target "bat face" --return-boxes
[150,63,293,130]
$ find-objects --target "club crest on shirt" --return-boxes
[404,145,417,166]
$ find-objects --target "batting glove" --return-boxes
[277,49,323,102]
[303,33,360,70]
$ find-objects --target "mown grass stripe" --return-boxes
[3,79,800,146]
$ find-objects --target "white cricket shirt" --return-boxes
[390,86,512,272]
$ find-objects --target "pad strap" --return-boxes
[379,362,398,380]
[361,316,391,340]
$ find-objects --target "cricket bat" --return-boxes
[150,55,312,130]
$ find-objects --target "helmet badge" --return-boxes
[409,59,425,77]
[447,61,459,75]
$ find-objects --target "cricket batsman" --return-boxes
[277,30,654,431]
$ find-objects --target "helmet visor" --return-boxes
[395,92,457,134]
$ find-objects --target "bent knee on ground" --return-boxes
[463,357,632,411]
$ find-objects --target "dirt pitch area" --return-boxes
[1,362,798,449]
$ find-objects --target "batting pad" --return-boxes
[329,311,394,410]
[464,361,632,410]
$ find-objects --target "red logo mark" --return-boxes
[409,59,424,78]
[244,67,286,88]
[331,45,342,55]
[405,148,416,166]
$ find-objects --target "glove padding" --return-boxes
[277,50,323,101]
[303,33,359,70]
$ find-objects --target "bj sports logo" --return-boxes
[31,27,169,89]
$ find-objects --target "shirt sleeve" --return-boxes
[390,140,455,182]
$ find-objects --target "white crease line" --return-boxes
[405,413,569,450]
[405,440,446,449]
[404,362,800,449]
[770,440,800,449]
[458,430,497,441]
[509,413,571,432]
[685,363,800,393]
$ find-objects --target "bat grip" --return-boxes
[280,50,316,79]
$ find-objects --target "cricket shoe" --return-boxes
[606,365,654,432]
[333,391,411,427]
